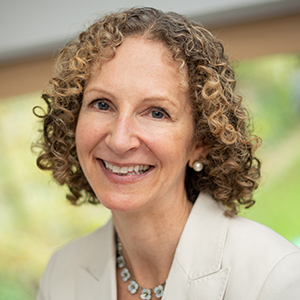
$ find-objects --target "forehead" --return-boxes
[88,37,188,93]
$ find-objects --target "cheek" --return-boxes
[75,117,98,156]
[151,129,193,165]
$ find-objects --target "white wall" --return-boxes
[0,0,298,64]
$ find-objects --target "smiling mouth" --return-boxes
[102,160,151,176]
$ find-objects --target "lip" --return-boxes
[96,159,154,183]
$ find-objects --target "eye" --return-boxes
[150,107,169,119]
[93,100,110,111]
[151,110,164,119]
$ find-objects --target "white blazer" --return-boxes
[37,193,300,300]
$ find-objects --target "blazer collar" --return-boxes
[75,218,117,300]
[162,193,230,300]
[174,192,230,279]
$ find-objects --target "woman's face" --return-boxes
[76,37,205,213]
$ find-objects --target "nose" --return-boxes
[105,114,141,155]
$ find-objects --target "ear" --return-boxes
[188,143,210,168]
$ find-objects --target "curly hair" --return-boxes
[34,7,261,215]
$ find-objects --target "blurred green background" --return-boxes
[0,53,300,299]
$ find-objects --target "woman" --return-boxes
[35,7,300,300]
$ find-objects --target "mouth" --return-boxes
[102,160,151,176]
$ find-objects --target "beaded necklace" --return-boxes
[116,239,166,299]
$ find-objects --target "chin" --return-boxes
[96,192,146,213]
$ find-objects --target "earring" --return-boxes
[193,161,203,172]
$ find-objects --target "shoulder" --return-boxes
[51,218,113,263]
[226,214,299,260]
[193,193,299,256]
[194,193,299,257]
[37,219,114,300]
[257,250,300,299]
[223,214,300,299]
[190,194,300,299]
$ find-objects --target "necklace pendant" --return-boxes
[140,288,152,300]
[154,285,164,298]
[128,280,139,294]
[117,255,125,268]
[121,268,130,282]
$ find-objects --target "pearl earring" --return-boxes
[192,161,203,172]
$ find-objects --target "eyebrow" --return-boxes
[142,97,178,109]
[84,88,113,98]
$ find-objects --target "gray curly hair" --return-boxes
[34,7,261,215]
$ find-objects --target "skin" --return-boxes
[76,37,206,299]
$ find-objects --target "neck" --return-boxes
[112,191,192,287]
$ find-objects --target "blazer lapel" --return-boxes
[75,219,117,300]
[163,193,230,300]
[163,261,230,300]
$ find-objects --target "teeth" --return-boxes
[103,161,150,175]
[120,167,127,174]
[113,165,120,173]
[128,166,134,172]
